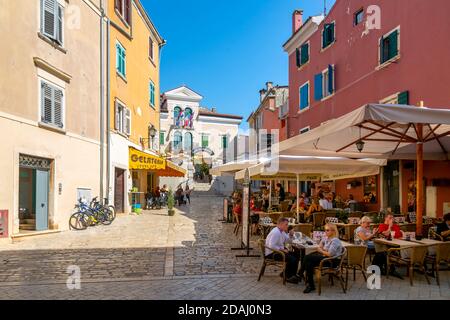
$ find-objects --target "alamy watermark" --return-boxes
[67,265,81,290]
[366,265,381,290]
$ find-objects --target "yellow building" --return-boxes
[107,0,166,213]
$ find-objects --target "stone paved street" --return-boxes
[0,194,449,299]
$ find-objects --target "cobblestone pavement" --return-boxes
[0,193,449,299]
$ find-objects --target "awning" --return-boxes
[278,104,450,160]
[128,147,186,177]
[158,160,186,177]
[234,155,386,181]
[210,159,258,176]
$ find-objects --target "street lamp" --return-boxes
[140,124,157,149]
[355,126,365,152]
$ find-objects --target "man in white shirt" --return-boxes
[265,218,300,283]
[318,192,333,210]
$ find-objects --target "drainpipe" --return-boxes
[106,14,111,204]
[99,0,105,201]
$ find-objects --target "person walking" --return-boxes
[185,185,192,204]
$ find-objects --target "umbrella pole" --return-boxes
[269,181,272,210]
[296,174,300,222]
[416,123,424,236]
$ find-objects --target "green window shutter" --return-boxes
[379,36,385,64]
[295,48,301,67]
[202,135,208,148]
[329,23,335,43]
[159,132,165,145]
[388,30,399,60]
[222,136,228,149]
[322,27,327,48]
[397,91,409,105]
[301,43,309,65]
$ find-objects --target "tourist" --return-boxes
[378,213,403,239]
[354,216,378,249]
[298,223,344,293]
[301,192,310,206]
[262,188,270,212]
[250,196,260,235]
[233,198,242,217]
[176,185,184,206]
[318,192,333,210]
[345,194,357,207]
[436,213,450,241]
[304,197,323,222]
[185,185,192,204]
[265,218,300,284]
[276,183,286,202]
[291,197,306,213]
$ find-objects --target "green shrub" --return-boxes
[167,189,175,210]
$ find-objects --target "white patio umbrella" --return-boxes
[277,103,450,235]
[210,159,258,176]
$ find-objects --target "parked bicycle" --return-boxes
[69,197,115,231]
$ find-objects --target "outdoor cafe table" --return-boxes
[259,222,302,239]
[291,239,353,264]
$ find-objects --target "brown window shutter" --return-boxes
[125,0,131,25]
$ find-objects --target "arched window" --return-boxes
[173,131,182,151]
[174,106,182,126]
[184,108,193,128]
[184,132,193,153]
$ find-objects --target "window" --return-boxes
[149,37,154,60]
[322,22,335,49]
[116,42,126,78]
[300,127,310,134]
[114,100,131,136]
[221,135,228,149]
[115,0,131,25]
[173,131,182,151]
[174,106,181,126]
[299,82,310,110]
[40,0,64,45]
[354,8,364,26]
[201,134,209,148]
[380,91,409,105]
[149,81,155,107]
[40,80,64,129]
[380,28,399,64]
[159,131,165,145]
[314,65,335,100]
[184,132,193,152]
[296,42,309,67]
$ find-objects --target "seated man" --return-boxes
[265,218,300,284]
[378,213,403,239]
[436,213,450,241]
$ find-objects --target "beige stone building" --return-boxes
[0,0,105,239]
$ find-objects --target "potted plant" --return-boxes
[167,189,175,216]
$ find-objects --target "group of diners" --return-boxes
[263,212,450,293]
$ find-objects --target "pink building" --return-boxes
[283,0,450,217]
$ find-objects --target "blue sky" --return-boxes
[141,0,335,130]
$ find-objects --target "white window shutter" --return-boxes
[42,0,57,39]
[56,4,63,45]
[114,101,120,130]
[41,82,53,123]
[54,88,63,128]
[125,108,131,136]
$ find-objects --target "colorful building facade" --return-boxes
[283,0,450,217]
[0,0,104,238]
[107,0,165,213]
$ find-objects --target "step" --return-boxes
[19,224,35,230]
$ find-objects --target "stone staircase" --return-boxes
[191,182,220,197]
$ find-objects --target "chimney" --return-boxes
[211,107,216,113]
[259,89,267,102]
[266,82,273,91]
[292,10,303,34]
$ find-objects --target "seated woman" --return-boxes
[304,197,323,222]
[233,199,243,223]
[298,223,344,293]
[291,197,306,212]
[354,216,379,249]
[261,188,270,212]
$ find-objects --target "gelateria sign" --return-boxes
[129,147,166,170]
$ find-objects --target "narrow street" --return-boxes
[0,193,448,300]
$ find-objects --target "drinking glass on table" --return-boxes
[390,231,396,240]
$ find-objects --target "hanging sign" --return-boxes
[129,147,166,170]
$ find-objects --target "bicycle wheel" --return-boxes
[107,205,116,222]
[69,212,88,230]
[98,208,112,225]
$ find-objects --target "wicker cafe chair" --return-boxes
[313,212,326,231]
[281,211,296,219]
[314,247,347,296]
[343,245,368,290]
[387,245,431,286]
[400,224,416,233]
[257,239,287,285]
[426,242,450,286]
[349,211,364,218]
[279,200,291,212]
[430,228,444,241]
[233,213,242,236]
[293,224,313,238]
